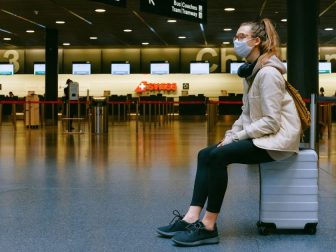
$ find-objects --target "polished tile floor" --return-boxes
[0,118,335,252]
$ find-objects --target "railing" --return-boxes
[0,97,335,137]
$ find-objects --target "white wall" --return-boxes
[1,73,335,98]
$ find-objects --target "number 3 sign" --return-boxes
[3,50,20,73]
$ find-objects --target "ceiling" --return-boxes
[0,0,335,48]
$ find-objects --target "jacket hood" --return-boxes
[250,55,286,78]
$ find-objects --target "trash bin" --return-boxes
[91,97,108,134]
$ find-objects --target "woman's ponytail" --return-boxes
[260,18,281,62]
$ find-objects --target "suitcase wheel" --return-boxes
[256,221,276,235]
[304,223,317,235]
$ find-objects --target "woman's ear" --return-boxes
[253,37,261,46]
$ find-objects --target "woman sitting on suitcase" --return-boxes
[157,18,301,247]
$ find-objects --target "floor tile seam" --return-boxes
[29,187,106,190]
[0,186,110,192]
[319,168,336,179]
[0,187,30,194]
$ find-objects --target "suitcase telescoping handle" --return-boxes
[309,94,317,150]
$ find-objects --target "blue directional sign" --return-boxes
[140,0,207,23]
[90,0,126,8]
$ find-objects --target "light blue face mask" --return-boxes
[233,39,253,58]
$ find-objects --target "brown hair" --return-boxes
[241,18,281,62]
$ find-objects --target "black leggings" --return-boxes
[190,139,274,213]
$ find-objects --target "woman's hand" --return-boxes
[217,135,233,147]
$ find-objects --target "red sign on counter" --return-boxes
[135,81,177,93]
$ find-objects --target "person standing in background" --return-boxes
[7,91,16,119]
[319,87,325,96]
[64,79,75,130]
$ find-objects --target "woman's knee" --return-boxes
[208,148,231,167]
[198,145,216,161]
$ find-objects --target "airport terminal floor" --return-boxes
[0,118,335,252]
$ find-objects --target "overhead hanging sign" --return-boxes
[140,0,207,23]
[89,0,126,8]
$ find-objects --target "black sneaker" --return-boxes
[156,210,191,238]
[172,221,219,246]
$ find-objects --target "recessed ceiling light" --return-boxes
[224,8,235,12]
[26,30,35,33]
[90,36,98,40]
[281,19,287,22]
[325,27,334,31]
[63,42,70,46]
[222,41,230,45]
[3,37,11,41]
[223,28,232,31]
[178,36,186,39]
[56,20,65,24]
[142,42,149,45]
[95,9,106,13]
[123,29,132,32]
[167,19,177,23]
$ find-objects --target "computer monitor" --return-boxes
[230,62,245,74]
[0,64,14,75]
[282,62,331,74]
[150,62,170,74]
[111,62,130,75]
[190,62,209,74]
[319,62,331,74]
[72,62,91,75]
[34,63,46,75]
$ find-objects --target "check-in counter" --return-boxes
[178,95,207,116]
[218,94,243,115]
[0,96,19,118]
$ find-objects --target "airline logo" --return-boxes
[135,81,177,93]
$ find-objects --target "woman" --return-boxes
[157,18,301,247]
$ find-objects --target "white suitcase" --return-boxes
[257,149,318,235]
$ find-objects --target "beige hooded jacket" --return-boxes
[226,55,301,160]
